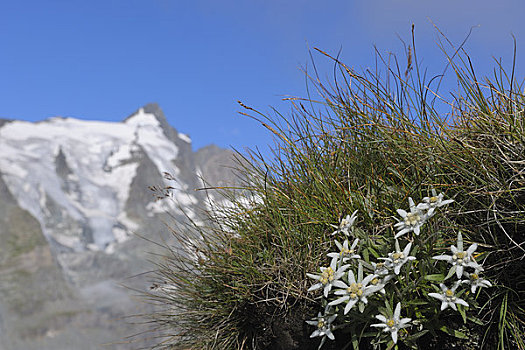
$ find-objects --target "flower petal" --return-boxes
[457,232,463,251]
[397,209,407,217]
[466,243,478,255]
[391,329,398,344]
[428,292,444,301]
[344,299,358,314]
[328,296,348,306]
[394,302,401,319]
[332,280,348,289]
[375,314,387,323]
[456,298,469,307]
[395,229,409,238]
[403,242,413,256]
[432,255,452,261]
[456,265,464,279]
[306,273,321,280]
[308,283,322,292]
[371,323,387,328]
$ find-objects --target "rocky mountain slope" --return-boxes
[0,104,241,349]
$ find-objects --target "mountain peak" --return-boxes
[123,103,184,143]
[123,103,166,127]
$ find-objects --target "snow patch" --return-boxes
[178,133,191,143]
[124,107,160,128]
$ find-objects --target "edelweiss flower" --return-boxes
[371,302,412,344]
[432,231,481,278]
[368,274,393,294]
[306,310,337,341]
[331,210,358,236]
[307,257,349,297]
[428,282,469,311]
[380,240,416,275]
[327,238,360,263]
[371,261,390,276]
[417,189,454,217]
[329,263,380,314]
[462,269,492,293]
[394,198,427,238]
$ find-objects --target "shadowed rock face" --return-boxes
[0,105,241,349]
[0,173,74,349]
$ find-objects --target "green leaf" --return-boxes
[351,332,359,350]
[458,304,467,324]
[368,246,380,259]
[405,329,429,341]
[358,302,365,313]
[467,315,484,326]
[444,266,457,280]
[439,326,468,339]
[424,274,445,282]
[362,248,370,263]
[407,299,428,306]
[386,340,396,350]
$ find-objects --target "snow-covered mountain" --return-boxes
[0,104,240,349]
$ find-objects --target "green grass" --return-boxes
[142,32,525,349]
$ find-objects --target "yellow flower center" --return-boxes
[387,319,396,328]
[320,267,335,284]
[371,278,379,285]
[405,212,420,226]
[392,252,404,262]
[430,196,439,203]
[347,283,363,299]
[452,251,467,263]
[342,247,354,255]
[470,273,479,280]
[445,289,454,297]
[317,319,325,329]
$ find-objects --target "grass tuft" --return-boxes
[142,32,524,349]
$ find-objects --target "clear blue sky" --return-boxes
[1,0,524,153]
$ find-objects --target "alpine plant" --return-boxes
[305,191,492,348]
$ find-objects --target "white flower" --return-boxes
[417,189,454,217]
[462,269,492,293]
[327,238,360,263]
[307,257,349,297]
[428,282,469,311]
[371,261,390,276]
[380,240,416,275]
[368,274,393,294]
[394,198,427,238]
[328,262,380,314]
[331,210,358,236]
[371,302,412,344]
[306,311,337,341]
[432,231,481,278]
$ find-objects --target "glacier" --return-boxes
[0,106,193,252]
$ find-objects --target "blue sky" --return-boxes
[1,0,524,154]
